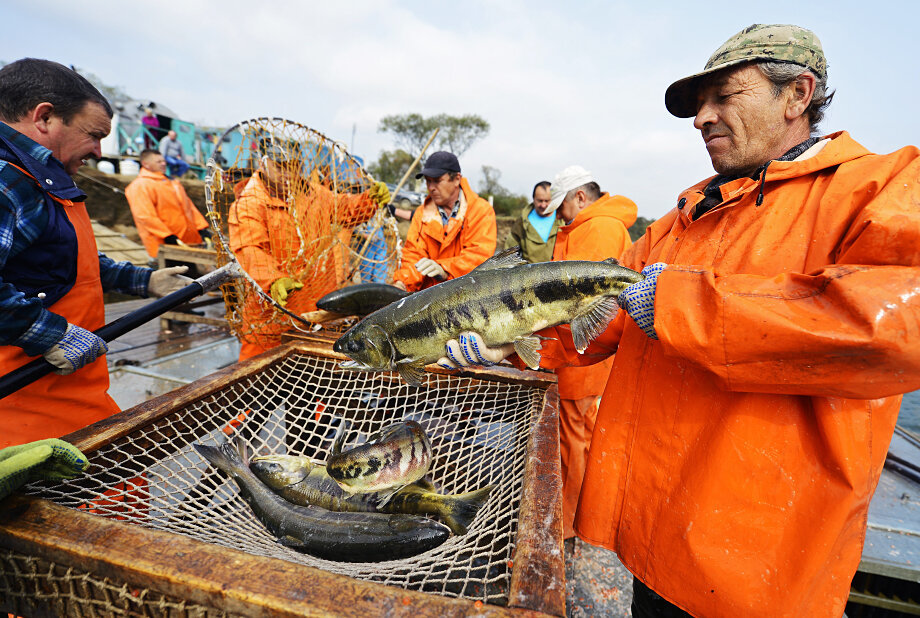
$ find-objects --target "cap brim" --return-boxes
[415,166,451,179]
[664,58,758,118]
[546,191,564,214]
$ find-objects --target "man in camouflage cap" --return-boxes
[437,22,920,618]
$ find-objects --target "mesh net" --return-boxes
[1,549,230,617]
[24,352,546,606]
[204,118,402,344]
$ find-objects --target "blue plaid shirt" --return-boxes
[0,122,152,356]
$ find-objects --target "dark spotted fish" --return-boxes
[325,421,432,497]
[317,282,410,316]
[250,454,493,535]
[333,248,643,385]
[193,436,449,562]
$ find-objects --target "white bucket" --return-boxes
[97,160,116,175]
[119,159,140,176]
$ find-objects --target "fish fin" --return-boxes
[396,359,427,386]
[513,335,543,370]
[277,535,304,548]
[439,485,495,535]
[602,257,621,266]
[375,485,406,509]
[331,419,350,456]
[415,475,437,492]
[471,247,526,272]
[570,296,621,353]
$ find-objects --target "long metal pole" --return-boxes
[0,264,240,400]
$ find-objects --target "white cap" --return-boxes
[547,165,594,213]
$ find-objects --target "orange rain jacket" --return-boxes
[393,178,496,292]
[125,168,208,258]
[229,173,378,360]
[536,132,920,617]
[551,192,636,538]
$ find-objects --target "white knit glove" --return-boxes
[438,332,514,369]
[148,266,193,297]
[618,262,666,339]
[415,258,447,281]
[43,323,108,375]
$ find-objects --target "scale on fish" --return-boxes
[325,420,432,508]
[333,248,644,386]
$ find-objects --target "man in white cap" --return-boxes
[438,23,920,617]
[543,165,637,543]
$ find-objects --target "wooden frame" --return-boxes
[0,342,564,617]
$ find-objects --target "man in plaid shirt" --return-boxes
[0,58,192,447]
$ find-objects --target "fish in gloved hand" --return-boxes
[193,436,450,562]
[250,453,493,535]
[325,421,432,501]
[316,282,410,317]
[333,248,644,385]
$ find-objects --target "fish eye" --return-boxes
[347,340,364,352]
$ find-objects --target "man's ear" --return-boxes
[785,72,816,121]
[29,102,56,135]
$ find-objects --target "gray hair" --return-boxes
[758,61,834,134]
[565,181,601,204]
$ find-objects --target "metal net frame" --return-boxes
[203,117,402,342]
[23,353,545,606]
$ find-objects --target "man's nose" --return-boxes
[693,100,717,130]
[91,139,103,158]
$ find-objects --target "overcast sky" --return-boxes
[5,0,918,219]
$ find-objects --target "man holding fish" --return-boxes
[437,24,920,618]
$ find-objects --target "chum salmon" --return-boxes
[325,421,432,497]
[250,453,493,535]
[317,282,410,316]
[193,436,449,562]
[333,248,643,385]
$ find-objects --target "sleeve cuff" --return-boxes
[13,309,69,356]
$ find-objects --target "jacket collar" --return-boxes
[0,121,85,201]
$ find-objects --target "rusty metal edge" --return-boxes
[507,386,565,616]
[0,496,552,617]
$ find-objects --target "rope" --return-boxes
[75,170,125,194]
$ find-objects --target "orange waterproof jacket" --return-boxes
[536,133,920,617]
[229,173,378,359]
[552,192,636,400]
[393,178,496,291]
[125,168,208,258]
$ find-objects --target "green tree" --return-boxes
[629,216,656,242]
[367,148,415,184]
[378,113,490,159]
[478,165,527,217]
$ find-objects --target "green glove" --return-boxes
[0,439,88,501]
[270,277,304,307]
[370,181,391,207]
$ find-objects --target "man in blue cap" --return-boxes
[392,151,496,291]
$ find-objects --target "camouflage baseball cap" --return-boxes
[665,24,826,118]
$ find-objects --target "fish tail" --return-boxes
[438,485,494,535]
[193,437,247,477]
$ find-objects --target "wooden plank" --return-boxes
[0,497,550,618]
[507,386,565,616]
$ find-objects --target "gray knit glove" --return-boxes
[43,323,108,375]
[148,265,193,297]
[618,263,666,340]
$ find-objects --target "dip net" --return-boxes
[204,117,402,342]
[17,351,550,608]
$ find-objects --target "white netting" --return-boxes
[204,117,402,342]
[26,353,545,605]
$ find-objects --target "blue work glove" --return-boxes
[42,323,108,375]
[618,262,666,340]
[0,439,88,501]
